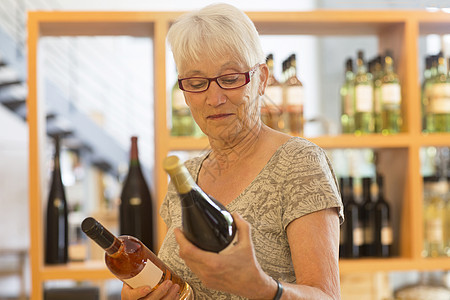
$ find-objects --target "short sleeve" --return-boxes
[281,142,344,229]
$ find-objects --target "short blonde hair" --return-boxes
[167,3,265,72]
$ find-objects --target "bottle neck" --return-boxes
[163,156,197,195]
[81,217,120,255]
[129,136,140,166]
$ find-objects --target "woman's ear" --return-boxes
[258,63,269,96]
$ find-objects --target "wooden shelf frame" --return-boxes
[27,10,450,300]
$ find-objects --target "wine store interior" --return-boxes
[0,0,450,299]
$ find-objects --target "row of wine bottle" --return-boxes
[45,135,155,264]
[339,175,393,258]
[340,50,402,136]
[81,155,237,299]
[423,175,450,258]
[261,53,304,135]
[421,52,450,133]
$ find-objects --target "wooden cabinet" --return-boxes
[27,10,450,300]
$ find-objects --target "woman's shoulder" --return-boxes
[276,136,323,159]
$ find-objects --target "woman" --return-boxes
[122,3,343,300]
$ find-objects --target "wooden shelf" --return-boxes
[27,9,450,300]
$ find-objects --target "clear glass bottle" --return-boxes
[380,51,402,135]
[428,52,450,133]
[261,54,284,131]
[171,75,196,136]
[372,56,384,133]
[340,58,355,134]
[284,54,304,136]
[421,56,433,133]
[354,50,374,135]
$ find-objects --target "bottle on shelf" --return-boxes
[284,54,304,136]
[120,136,154,251]
[45,135,69,265]
[423,176,447,257]
[354,50,374,135]
[373,174,393,257]
[360,177,375,257]
[380,50,402,135]
[171,75,196,136]
[421,56,433,133]
[343,177,363,258]
[81,217,194,299]
[371,56,383,133]
[339,177,347,258]
[427,52,450,133]
[163,155,237,253]
[340,58,355,134]
[261,54,284,131]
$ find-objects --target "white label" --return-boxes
[286,86,304,106]
[123,259,163,289]
[219,232,239,255]
[172,88,188,110]
[353,227,364,246]
[264,86,283,106]
[364,226,374,244]
[426,219,443,243]
[381,83,401,105]
[430,83,450,113]
[381,226,393,245]
[355,85,373,112]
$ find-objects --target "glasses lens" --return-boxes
[182,78,209,92]
[218,74,246,89]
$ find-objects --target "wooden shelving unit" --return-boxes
[27,10,450,300]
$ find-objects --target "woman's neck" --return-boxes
[207,120,266,170]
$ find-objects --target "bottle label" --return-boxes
[286,86,304,106]
[219,232,239,255]
[353,227,364,246]
[130,197,142,206]
[381,83,401,105]
[426,219,443,243]
[123,259,163,289]
[364,226,374,244]
[430,83,450,113]
[343,93,354,116]
[381,226,393,245]
[264,86,283,106]
[355,85,373,112]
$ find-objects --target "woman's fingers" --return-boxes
[121,281,180,300]
[121,283,151,300]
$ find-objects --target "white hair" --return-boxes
[167,3,265,72]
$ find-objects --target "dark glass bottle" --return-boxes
[120,136,154,251]
[81,217,193,299]
[361,177,375,257]
[45,135,69,264]
[339,177,347,258]
[163,155,237,253]
[374,174,393,257]
[344,177,363,258]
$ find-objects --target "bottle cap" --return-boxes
[81,217,115,249]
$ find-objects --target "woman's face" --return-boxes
[178,58,264,142]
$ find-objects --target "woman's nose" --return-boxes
[205,81,227,107]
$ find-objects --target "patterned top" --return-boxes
[158,137,344,300]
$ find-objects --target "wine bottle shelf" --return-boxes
[41,261,112,281]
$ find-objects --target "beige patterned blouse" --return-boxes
[158,137,344,299]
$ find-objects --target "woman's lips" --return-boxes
[207,113,233,120]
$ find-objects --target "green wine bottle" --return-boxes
[380,51,402,135]
[354,50,374,135]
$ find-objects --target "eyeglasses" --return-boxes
[178,64,259,93]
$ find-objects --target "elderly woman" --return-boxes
[122,3,343,300]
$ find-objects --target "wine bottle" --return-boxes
[261,54,284,131]
[423,176,446,257]
[343,177,363,258]
[360,177,375,257]
[421,56,433,133]
[338,177,347,258]
[163,155,237,253]
[354,50,374,135]
[340,58,355,134]
[374,174,393,257]
[171,75,195,136]
[284,54,304,136]
[81,217,194,299]
[380,50,402,135]
[45,135,69,264]
[372,56,383,133]
[120,136,154,251]
[428,52,450,133]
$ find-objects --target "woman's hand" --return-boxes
[120,280,181,300]
[174,213,276,299]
